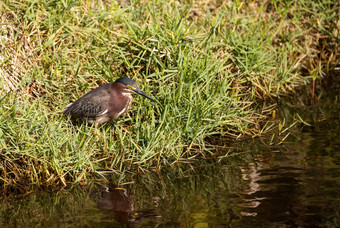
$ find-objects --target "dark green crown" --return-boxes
[115,77,138,87]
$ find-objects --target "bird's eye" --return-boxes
[126,85,136,90]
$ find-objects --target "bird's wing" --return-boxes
[64,92,110,118]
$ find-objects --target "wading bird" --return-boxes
[64,77,155,124]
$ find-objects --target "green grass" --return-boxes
[0,0,339,192]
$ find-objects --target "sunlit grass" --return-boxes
[0,0,339,192]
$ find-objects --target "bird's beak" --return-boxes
[134,88,156,102]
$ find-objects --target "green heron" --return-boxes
[64,77,155,124]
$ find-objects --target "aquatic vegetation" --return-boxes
[0,0,339,192]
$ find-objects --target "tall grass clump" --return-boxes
[0,0,339,192]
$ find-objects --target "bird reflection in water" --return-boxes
[95,185,159,226]
[97,186,135,225]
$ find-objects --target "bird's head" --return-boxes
[115,77,155,101]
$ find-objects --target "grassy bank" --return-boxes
[0,0,339,192]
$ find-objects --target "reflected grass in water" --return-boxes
[1,136,339,227]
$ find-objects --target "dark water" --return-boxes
[1,72,339,227]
